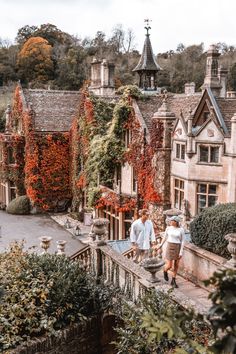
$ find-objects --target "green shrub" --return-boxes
[0,242,114,351]
[114,290,212,354]
[190,203,236,259]
[6,195,30,215]
[204,269,236,354]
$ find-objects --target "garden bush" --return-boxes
[113,290,212,354]
[0,242,114,351]
[205,268,236,354]
[6,195,30,215]
[190,203,236,259]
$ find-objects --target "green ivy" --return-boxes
[80,90,132,206]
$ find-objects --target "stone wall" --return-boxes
[179,242,227,288]
[10,317,102,354]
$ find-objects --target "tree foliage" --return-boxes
[17,36,54,85]
[1,23,236,92]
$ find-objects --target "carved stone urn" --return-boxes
[141,258,165,283]
[56,240,67,255]
[39,236,52,254]
[91,218,109,245]
[225,233,236,268]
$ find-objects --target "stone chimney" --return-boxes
[90,58,115,96]
[202,44,222,97]
[218,66,228,98]
[184,82,195,95]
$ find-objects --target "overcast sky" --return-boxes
[1,0,236,53]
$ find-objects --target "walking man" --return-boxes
[130,209,156,263]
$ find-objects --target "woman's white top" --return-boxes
[130,219,156,250]
[162,226,185,256]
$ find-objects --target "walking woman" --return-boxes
[157,215,185,288]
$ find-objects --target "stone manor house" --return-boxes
[1,30,236,239]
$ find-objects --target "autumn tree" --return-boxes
[17,36,54,86]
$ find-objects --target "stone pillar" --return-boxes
[151,93,176,228]
[225,233,236,268]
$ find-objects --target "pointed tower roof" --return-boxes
[133,21,161,72]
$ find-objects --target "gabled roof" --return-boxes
[215,97,236,133]
[192,88,233,135]
[133,35,161,72]
[23,89,81,132]
[135,94,201,133]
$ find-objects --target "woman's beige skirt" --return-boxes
[165,242,181,261]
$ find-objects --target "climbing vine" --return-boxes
[9,86,72,211]
[72,84,164,212]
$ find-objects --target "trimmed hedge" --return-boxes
[190,203,236,259]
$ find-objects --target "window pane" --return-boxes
[179,191,184,210]
[208,195,217,207]
[198,184,207,193]
[209,184,217,194]
[181,145,185,160]
[176,144,180,159]
[180,180,184,190]
[174,190,179,208]
[210,147,219,163]
[198,194,206,212]
[175,179,179,188]
[199,146,209,162]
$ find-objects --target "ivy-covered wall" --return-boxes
[70,85,167,230]
[8,85,72,211]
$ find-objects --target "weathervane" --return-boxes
[144,18,152,35]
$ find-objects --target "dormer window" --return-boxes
[199,145,219,164]
[175,143,185,161]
